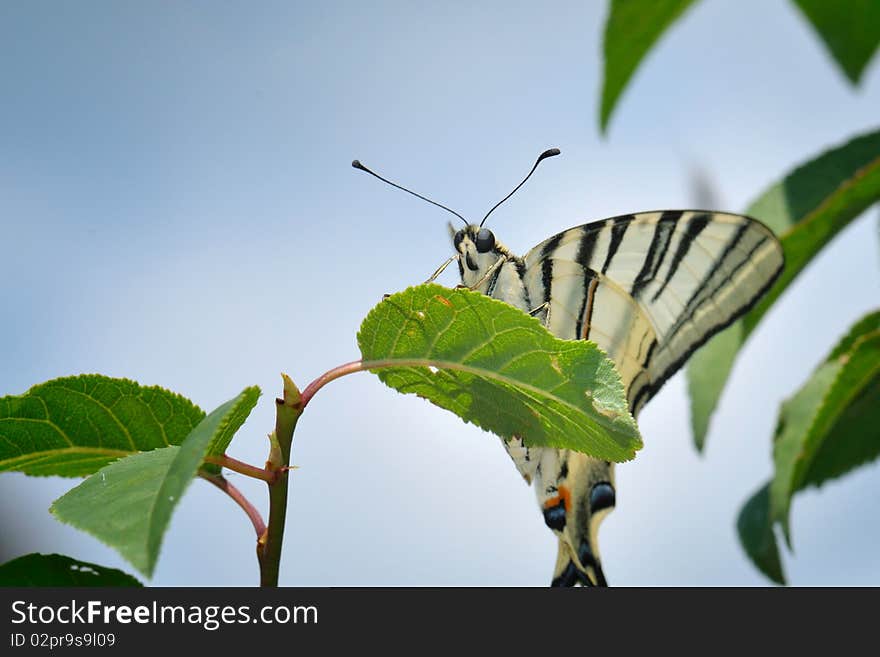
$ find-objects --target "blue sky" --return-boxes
[1,1,878,586]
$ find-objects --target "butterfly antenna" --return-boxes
[352,160,468,226]
[480,148,561,227]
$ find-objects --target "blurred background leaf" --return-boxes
[687,128,880,449]
[738,311,880,583]
[737,484,785,585]
[600,0,698,133]
[0,552,142,586]
[791,0,880,85]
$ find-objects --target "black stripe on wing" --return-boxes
[539,232,565,309]
[663,221,757,340]
[649,212,710,303]
[601,215,634,274]
[631,211,680,299]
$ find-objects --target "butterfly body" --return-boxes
[452,210,784,586]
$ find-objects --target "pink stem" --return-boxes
[300,360,367,408]
[300,358,460,408]
[200,472,267,538]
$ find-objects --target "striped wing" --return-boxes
[521,210,784,415]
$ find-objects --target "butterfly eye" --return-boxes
[590,483,615,513]
[475,228,495,253]
[453,230,465,250]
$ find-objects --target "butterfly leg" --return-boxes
[528,301,549,316]
[527,301,551,327]
[424,254,459,284]
[464,254,506,291]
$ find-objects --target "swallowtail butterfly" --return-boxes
[353,149,784,586]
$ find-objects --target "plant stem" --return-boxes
[203,454,275,483]
[257,373,302,587]
[300,358,450,408]
[300,359,364,408]
[255,358,442,585]
[199,471,266,537]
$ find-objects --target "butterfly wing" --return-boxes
[513,210,784,585]
[523,210,783,413]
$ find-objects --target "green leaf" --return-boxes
[357,284,642,463]
[825,310,880,361]
[791,0,880,85]
[798,357,880,489]
[201,386,261,475]
[736,483,786,585]
[0,375,205,477]
[770,315,880,542]
[0,553,142,587]
[687,128,880,449]
[739,312,880,582]
[744,131,880,330]
[600,0,698,133]
[769,360,842,544]
[685,323,741,451]
[50,387,259,577]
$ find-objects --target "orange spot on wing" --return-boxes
[542,485,571,512]
[581,278,599,340]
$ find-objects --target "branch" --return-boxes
[300,358,456,408]
[199,471,266,538]
[204,454,276,483]
[257,373,302,586]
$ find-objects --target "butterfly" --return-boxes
[354,149,785,586]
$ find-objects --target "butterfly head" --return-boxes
[451,224,506,287]
[352,147,559,288]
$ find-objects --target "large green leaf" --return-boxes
[791,0,880,85]
[357,284,642,462]
[0,375,205,477]
[50,387,259,577]
[0,553,142,587]
[599,0,698,133]
[687,128,880,449]
[737,311,880,583]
